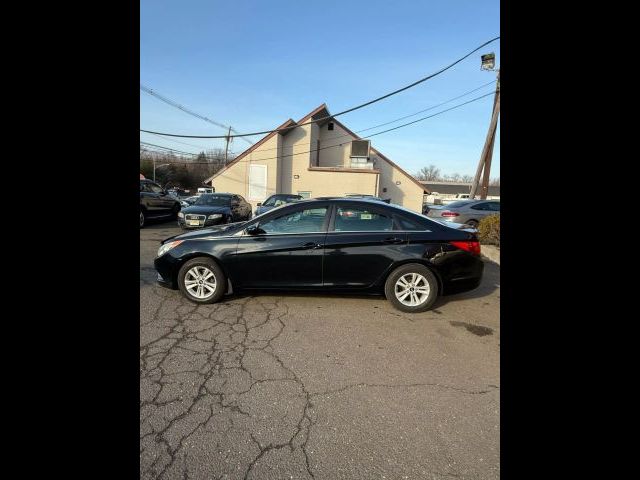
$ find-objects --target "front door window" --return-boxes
[259,207,328,234]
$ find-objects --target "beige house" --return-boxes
[205,104,428,212]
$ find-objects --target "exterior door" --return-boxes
[230,204,330,288]
[322,203,408,288]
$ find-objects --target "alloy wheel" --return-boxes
[184,266,217,299]
[394,273,430,307]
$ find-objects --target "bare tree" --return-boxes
[139,147,235,190]
[415,164,441,181]
[461,174,474,183]
[489,177,500,186]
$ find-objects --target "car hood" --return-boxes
[181,205,230,215]
[162,221,247,244]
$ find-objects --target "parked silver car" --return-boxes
[426,199,500,228]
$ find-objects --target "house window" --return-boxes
[297,191,311,198]
[248,164,267,200]
[328,122,334,131]
[350,157,373,169]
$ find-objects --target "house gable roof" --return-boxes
[205,103,428,194]
[329,117,429,194]
[204,118,296,183]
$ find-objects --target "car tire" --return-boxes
[384,263,439,313]
[140,210,145,228]
[466,219,479,228]
[178,257,226,305]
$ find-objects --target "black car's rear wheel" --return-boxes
[178,257,226,304]
[385,263,438,313]
[140,210,145,228]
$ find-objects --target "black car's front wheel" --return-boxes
[140,210,145,228]
[177,257,226,304]
[384,263,439,313]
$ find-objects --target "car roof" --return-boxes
[313,196,387,203]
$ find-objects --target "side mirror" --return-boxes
[256,202,262,207]
[246,225,264,236]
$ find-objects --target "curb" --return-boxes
[481,244,500,265]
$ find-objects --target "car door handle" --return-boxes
[383,237,404,244]
[302,242,323,249]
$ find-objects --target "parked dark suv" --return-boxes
[140,179,182,228]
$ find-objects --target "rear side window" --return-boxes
[334,206,393,232]
[394,215,426,231]
[488,202,500,211]
[146,183,163,194]
[470,202,490,210]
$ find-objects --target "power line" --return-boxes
[140,84,253,145]
[355,80,496,134]
[141,91,494,167]
[140,142,212,158]
[141,131,222,151]
[140,36,499,139]
[200,80,496,155]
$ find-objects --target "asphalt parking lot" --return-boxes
[140,220,500,480]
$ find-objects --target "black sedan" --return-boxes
[177,193,252,229]
[156,198,483,312]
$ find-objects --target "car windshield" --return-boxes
[194,194,231,206]
[263,195,300,206]
[446,200,473,209]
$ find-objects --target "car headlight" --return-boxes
[178,212,184,218]
[208,214,222,220]
[157,240,183,257]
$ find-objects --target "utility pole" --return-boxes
[480,125,496,198]
[224,126,232,166]
[470,53,500,199]
[153,159,170,183]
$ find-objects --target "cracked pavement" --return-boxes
[141,221,500,479]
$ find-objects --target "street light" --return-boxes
[481,52,496,71]
[153,160,171,182]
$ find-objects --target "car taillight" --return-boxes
[441,211,459,217]
[450,240,481,256]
